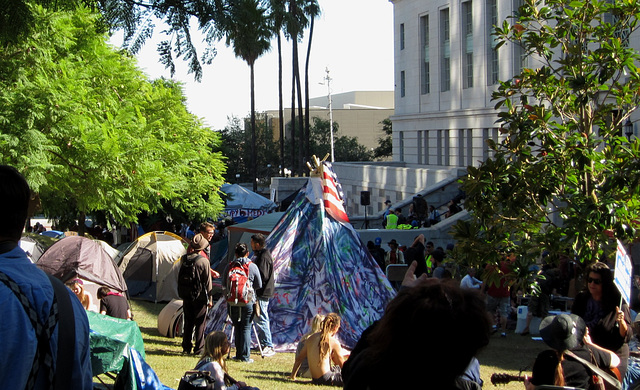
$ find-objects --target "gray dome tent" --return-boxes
[37,235,128,311]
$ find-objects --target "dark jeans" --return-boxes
[182,299,208,354]
[229,304,255,361]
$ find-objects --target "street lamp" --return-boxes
[624,119,634,141]
[321,67,335,162]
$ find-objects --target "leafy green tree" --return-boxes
[373,117,392,160]
[454,0,640,268]
[218,0,272,192]
[307,117,373,162]
[0,5,226,233]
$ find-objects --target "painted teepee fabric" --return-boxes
[206,167,395,351]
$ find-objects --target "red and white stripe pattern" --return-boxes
[322,162,350,224]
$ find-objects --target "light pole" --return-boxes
[322,67,335,162]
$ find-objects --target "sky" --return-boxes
[114,0,395,130]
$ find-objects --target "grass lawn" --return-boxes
[126,300,547,390]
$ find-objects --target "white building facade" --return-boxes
[389,0,530,167]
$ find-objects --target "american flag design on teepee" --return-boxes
[321,162,349,224]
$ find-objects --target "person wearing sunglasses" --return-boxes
[571,261,632,379]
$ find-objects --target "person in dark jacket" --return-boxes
[251,233,276,357]
[571,261,632,379]
[524,313,619,390]
[180,233,213,355]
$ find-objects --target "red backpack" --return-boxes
[226,260,255,306]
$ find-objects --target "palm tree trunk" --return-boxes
[290,50,297,176]
[304,16,314,164]
[251,62,257,192]
[294,46,304,175]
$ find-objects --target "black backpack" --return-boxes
[178,254,203,301]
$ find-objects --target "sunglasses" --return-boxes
[587,277,602,285]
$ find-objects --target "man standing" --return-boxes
[251,233,276,357]
[224,243,262,362]
[485,251,516,338]
[382,200,392,228]
[198,221,215,259]
[0,165,93,389]
[178,233,213,355]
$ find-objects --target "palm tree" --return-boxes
[301,0,320,163]
[221,0,272,191]
[267,0,287,177]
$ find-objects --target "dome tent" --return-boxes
[116,231,187,302]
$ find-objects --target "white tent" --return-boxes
[117,231,187,302]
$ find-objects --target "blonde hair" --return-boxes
[66,280,90,310]
[300,314,325,342]
[200,331,230,372]
[318,313,340,367]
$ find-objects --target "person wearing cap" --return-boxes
[180,233,213,355]
[385,207,398,229]
[384,239,404,267]
[571,261,632,379]
[524,313,620,390]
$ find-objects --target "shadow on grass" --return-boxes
[244,371,300,384]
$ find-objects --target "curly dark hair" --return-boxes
[365,279,492,387]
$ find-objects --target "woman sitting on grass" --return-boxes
[293,314,325,378]
[194,331,259,390]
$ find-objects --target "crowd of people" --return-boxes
[382,192,464,229]
[5,163,640,390]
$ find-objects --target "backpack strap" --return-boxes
[565,350,621,389]
[0,270,58,390]
[46,275,75,390]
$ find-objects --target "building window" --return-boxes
[417,131,423,164]
[399,132,405,162]
[420,15,430,94]
[458,129,466,166]
[400,70,406,97]
[424,130,430,164]
[440,8,450,92]
[400,23,405,50]
[512,0,526,76]
[462,1,473,89]
[437,130,443,165]
[486,0,499,85]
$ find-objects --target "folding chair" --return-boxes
[222,315,264,359]
[386,264,409,281]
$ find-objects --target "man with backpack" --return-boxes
[251,233,276,357]
[178,233,213,355]
[223,242,262,363]
[0,165,92,389]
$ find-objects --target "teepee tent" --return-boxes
[207,162,395,350]
[116,231,187,302]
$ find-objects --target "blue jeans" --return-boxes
[229,304,254,361]
[253,297,273,348]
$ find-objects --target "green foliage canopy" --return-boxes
[0,5,226,227]
[455,0,640,267]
